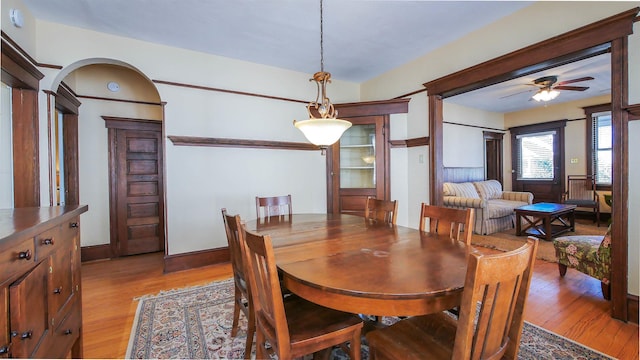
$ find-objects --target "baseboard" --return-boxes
[163,247,230,273]
[81,244,112,262]
[628,293,639,324]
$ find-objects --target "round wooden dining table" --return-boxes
[244,213,473,317]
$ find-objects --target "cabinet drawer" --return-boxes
[0,237,35,282]
[34,225,63,261]
[60,217,80,244]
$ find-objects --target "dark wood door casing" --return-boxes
[424,8,638,321]
[484,131,504,184]
[510,121,566,203]
[105,117,165,257]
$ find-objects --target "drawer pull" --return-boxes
[69,222,79,228]
[42,238,55,245]
[64,329,73,335]
[0,345,9,354]
[53,286,63,294]
[20,331,32,340]
[18,250,32,260]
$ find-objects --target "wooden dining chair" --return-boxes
[365,197,398,225]
[366,238,538,360]
[221,209,255,359]
[255,194,292,219]
[241,228,363,360]
[419,203,474,245]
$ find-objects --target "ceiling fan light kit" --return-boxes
[529,75,593,102]
[532,88,560,102]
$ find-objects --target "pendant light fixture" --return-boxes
[293,0,351,148]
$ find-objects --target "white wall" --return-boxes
[443,102,504,169]
[7,14,359,254]
[627,21,640,296]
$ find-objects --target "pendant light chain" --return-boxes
[320,0,324,73]
[292,0,352,148]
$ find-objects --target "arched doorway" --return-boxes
[49,60,167,260]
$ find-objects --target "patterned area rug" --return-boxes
[126,279,615,359]
[471,221,606,263]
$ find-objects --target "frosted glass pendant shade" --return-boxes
[532,89,560,102]
[294,118,352,146]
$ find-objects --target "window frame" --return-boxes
[584,103,612,191]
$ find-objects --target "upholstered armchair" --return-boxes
[553,225,611,299]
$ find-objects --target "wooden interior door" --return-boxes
[510,121,565,203]
[327,115,389,216]
[106,118,165,257]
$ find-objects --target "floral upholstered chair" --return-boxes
[553,225,611,299]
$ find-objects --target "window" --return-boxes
[592,112,612,185]
[516,131,556,180]
[584,104,612,189]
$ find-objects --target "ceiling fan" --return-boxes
[529,75,594,102]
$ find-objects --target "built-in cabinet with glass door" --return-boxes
[326,100,409,216]
[328,115,387,216]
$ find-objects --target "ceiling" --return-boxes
[19,0,611,113]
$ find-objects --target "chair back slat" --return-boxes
[242,228,292,357]
[453,239,538,360]
[566,175,596,201]
[221,209,247,288]
[365,197,398,225]
[420,204,474,245]
[256,195,293,218]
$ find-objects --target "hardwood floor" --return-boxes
[80,250,639,359]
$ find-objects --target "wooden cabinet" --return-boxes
[327,99,409,216]
[0,205,87,358]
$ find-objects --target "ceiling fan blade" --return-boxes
[499,89,535,99]
[556,76,594,86]
[554,86,589,91]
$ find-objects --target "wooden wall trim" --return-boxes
[1,31,63,70]
[80,244,112,262]
[335,99,410,117]
[12,88,40,207]
[393,87,428,100]
[167,135,321,151]
[626,104,640,120]
[164,248,230,273]
[103,116,162,130]
[389,137,429,148]
[153,79,308,104]
[628,294,639,324]
[429,94,444,207]
[78,94,162,106]
[610,36,629,321]
[1,39,44,90]
[424,8,638,97]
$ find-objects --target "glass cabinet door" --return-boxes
[340,124,376,189]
